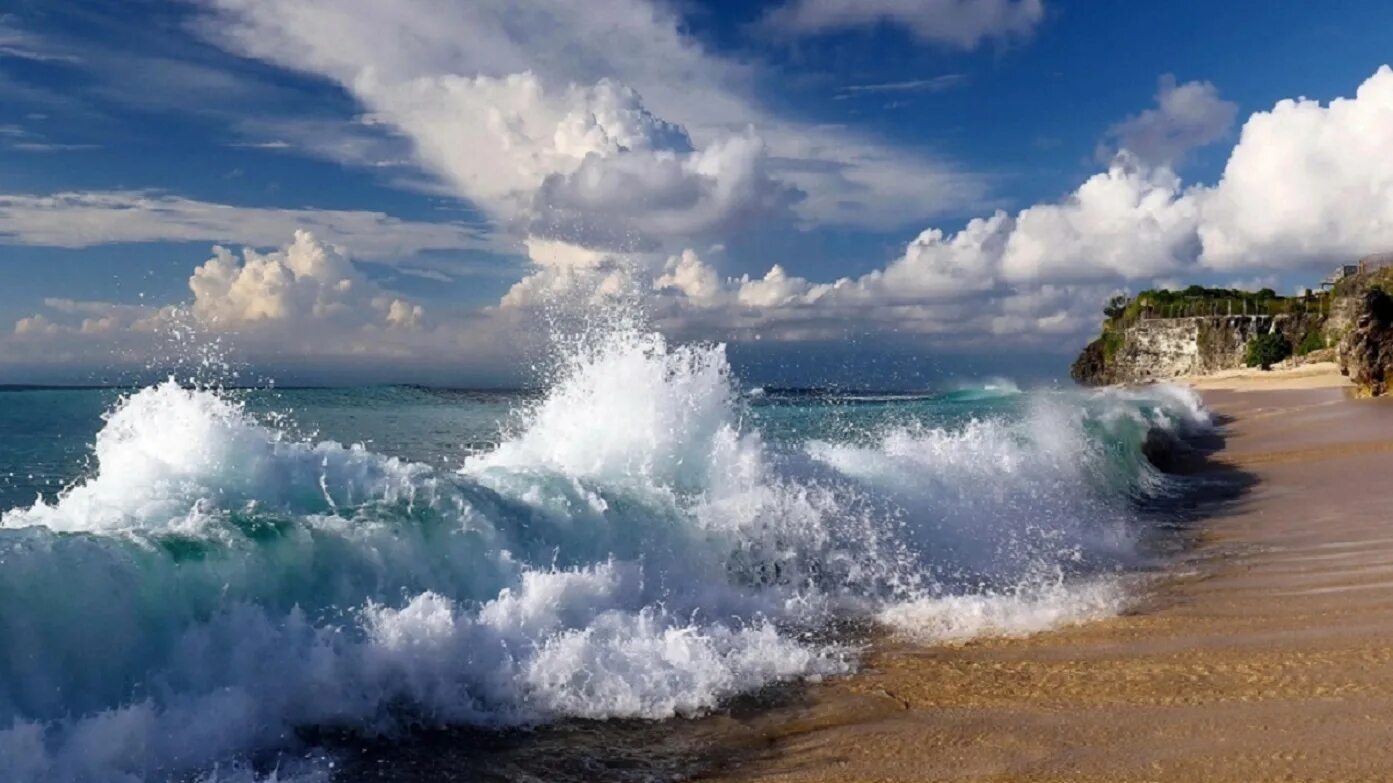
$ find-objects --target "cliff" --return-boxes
[1073,272,1393,396]
[1334,269,1393,396]
[1071,314,1327,385]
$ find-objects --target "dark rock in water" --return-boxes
[1141,426,1198,474]
[1338,288,1393,397]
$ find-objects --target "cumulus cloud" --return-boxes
[345,71,795,250]
[20,66,1393,373]
[762,0,1045,49]
[21,7,1393,376]
[11,233,426,341]
[0,191,507,261]
[495,154,1199,343]
[3,232,540,382]
[1098,75,1237,167]
[187,230,423,330]
[509,66,1393,350]
[530,131,799,247]
[1197,65,1393,268]
[197,0,989,236]
[498,239,643,309]
[1000,161,1199,283]
[353,73,692,222]
[639,236,1107,344]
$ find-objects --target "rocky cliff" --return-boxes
[1072,271,1393,396]
[1337,286,1393,397]
[1071,313,1326,385]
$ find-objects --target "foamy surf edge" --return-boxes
[877,577,1136,646]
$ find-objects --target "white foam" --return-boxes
[878,578,1132,645]
[804,394,1146,585]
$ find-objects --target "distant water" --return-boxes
[0,326,1211,782]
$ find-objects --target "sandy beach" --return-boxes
[703,364,1393,782]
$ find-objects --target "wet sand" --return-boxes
[702,375,1393,782]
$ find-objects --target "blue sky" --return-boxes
[3,0,1393,385]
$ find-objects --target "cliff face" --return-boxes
[1071,313,1326,386]
[1073,270,1393,394]
[1337,288,1393,397]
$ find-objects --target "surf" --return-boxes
[0,323,1209,782]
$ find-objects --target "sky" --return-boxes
[3,0,1393,386]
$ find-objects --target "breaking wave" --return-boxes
[0,325,1209,781]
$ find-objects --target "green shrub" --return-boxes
[1245,333,1292,370]
[1296,330,1326,356]
[1101,329,1125,361]
[1103,286,1317,324]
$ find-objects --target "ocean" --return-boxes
[0,325,1212,782]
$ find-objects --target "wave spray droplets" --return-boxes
[0,323,1209,781]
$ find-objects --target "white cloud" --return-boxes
[835,75,967,99]
[999,160,1199,283]
[197,0,989,236]
[501,66,1393,350]
[232,116,416,173]
[351,72,691,221]
[1197,65,1393,269]
[20,10,1393,374]
[498,238,646,309]
[188,231,421,329]
[342,70,795,249]
[4,232,534,380]
[531,131,798,246]
[656,249,726,308]
[11,233,428,339]
[762,0,1045,49]
[10,142,98,153]
[13,314,61,336]
[0,191,508,261]
[1098,75,1237,167]
[0,15,82,63]
[671,245,1102,344]
[228,139,291,150]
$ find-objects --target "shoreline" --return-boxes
[699,364,1393,782]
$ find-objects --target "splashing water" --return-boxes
[0,325,1210,782]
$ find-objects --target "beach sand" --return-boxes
[1183,360,1354,392]
[701,363,1393,782]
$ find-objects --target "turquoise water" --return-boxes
[0,329,1210,782]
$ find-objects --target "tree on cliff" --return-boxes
[1103,295,1129,320]
[1245,333,1292,370]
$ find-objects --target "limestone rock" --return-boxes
[1338,288,1393,397]
[1070,313,1325,386]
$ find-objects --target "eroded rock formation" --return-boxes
[1338,287,1393,397]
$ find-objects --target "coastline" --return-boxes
[701,363,1393,782]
